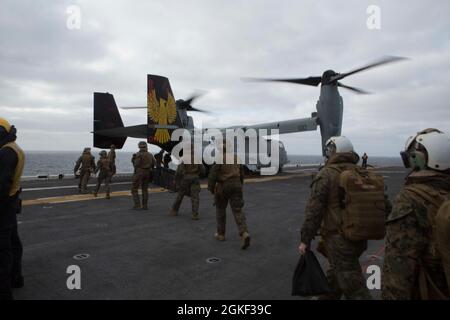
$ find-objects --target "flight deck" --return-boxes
[14,167,406,299]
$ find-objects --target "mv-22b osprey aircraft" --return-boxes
[92,56,405,172]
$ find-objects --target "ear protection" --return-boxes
[324,143,336,159]
[400,142,427,170]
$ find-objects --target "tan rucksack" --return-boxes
[330,166,386,241]
[404,184,449,299]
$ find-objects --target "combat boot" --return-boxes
[192,213,199,220]
[241,232,251,250]
[93,192,98,197]
[132,193,141,210]
[105,194,111,199]
[142,200,148,210]
[169,208,178,216]
[214,233,226,241]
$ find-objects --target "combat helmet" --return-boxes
[99,150,107,157]
[138,141,147,149]
[401,128,450,171]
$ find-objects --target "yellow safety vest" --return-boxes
[1,142,25,196]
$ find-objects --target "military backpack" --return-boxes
[329,165,386,241]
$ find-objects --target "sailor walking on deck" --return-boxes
[0,118,25,300]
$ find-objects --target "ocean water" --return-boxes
[22,151,403,177]
[23,151,136,177]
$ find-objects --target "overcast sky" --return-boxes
[1,0,449,156]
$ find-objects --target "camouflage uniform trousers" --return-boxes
[131,169,151,208]
[95,171,112,196]
[320,234,372,300]
[215,180,248,236]
[78,169,91,193]
[172,178,201,215]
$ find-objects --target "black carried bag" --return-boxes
[292,250,332,296]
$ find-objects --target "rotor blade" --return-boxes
[183,93,203,106]
[185,105,211,114]
[242,76,322,87]
[178,91,206,108]
[120,106,147,109]
[337,82,370,94]
[330,56,408,82]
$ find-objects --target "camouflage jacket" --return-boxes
[176,162,206,180]
[132,151,156,170]
[208,155,244,193]
[382,170,450,300]
[107,149,116,164]
[74,152,95,172]
[95,157,112,174]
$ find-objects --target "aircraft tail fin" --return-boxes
[147,74,181,150]
[93,92,127,149]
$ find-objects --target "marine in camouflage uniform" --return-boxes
[163,152,172,168]
[131,141,156,210]
[94,150,113,199]
[382,170,450,299]
[208,151,250,250]
[300,152,376,300]
[107,144,117,177]
[74,148,96,194]
[170,156,206,220]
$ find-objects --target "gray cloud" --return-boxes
[0,0,449,156]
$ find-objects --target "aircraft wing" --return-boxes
[224,116,318,135]
[93,124,148,139]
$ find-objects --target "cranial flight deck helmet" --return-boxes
[400,128,450,171]
[324,136,354,158]
[0,117,17,140]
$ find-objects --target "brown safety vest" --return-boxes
[1,142,25,196]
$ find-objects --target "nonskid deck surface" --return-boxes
[15,167,407,299]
